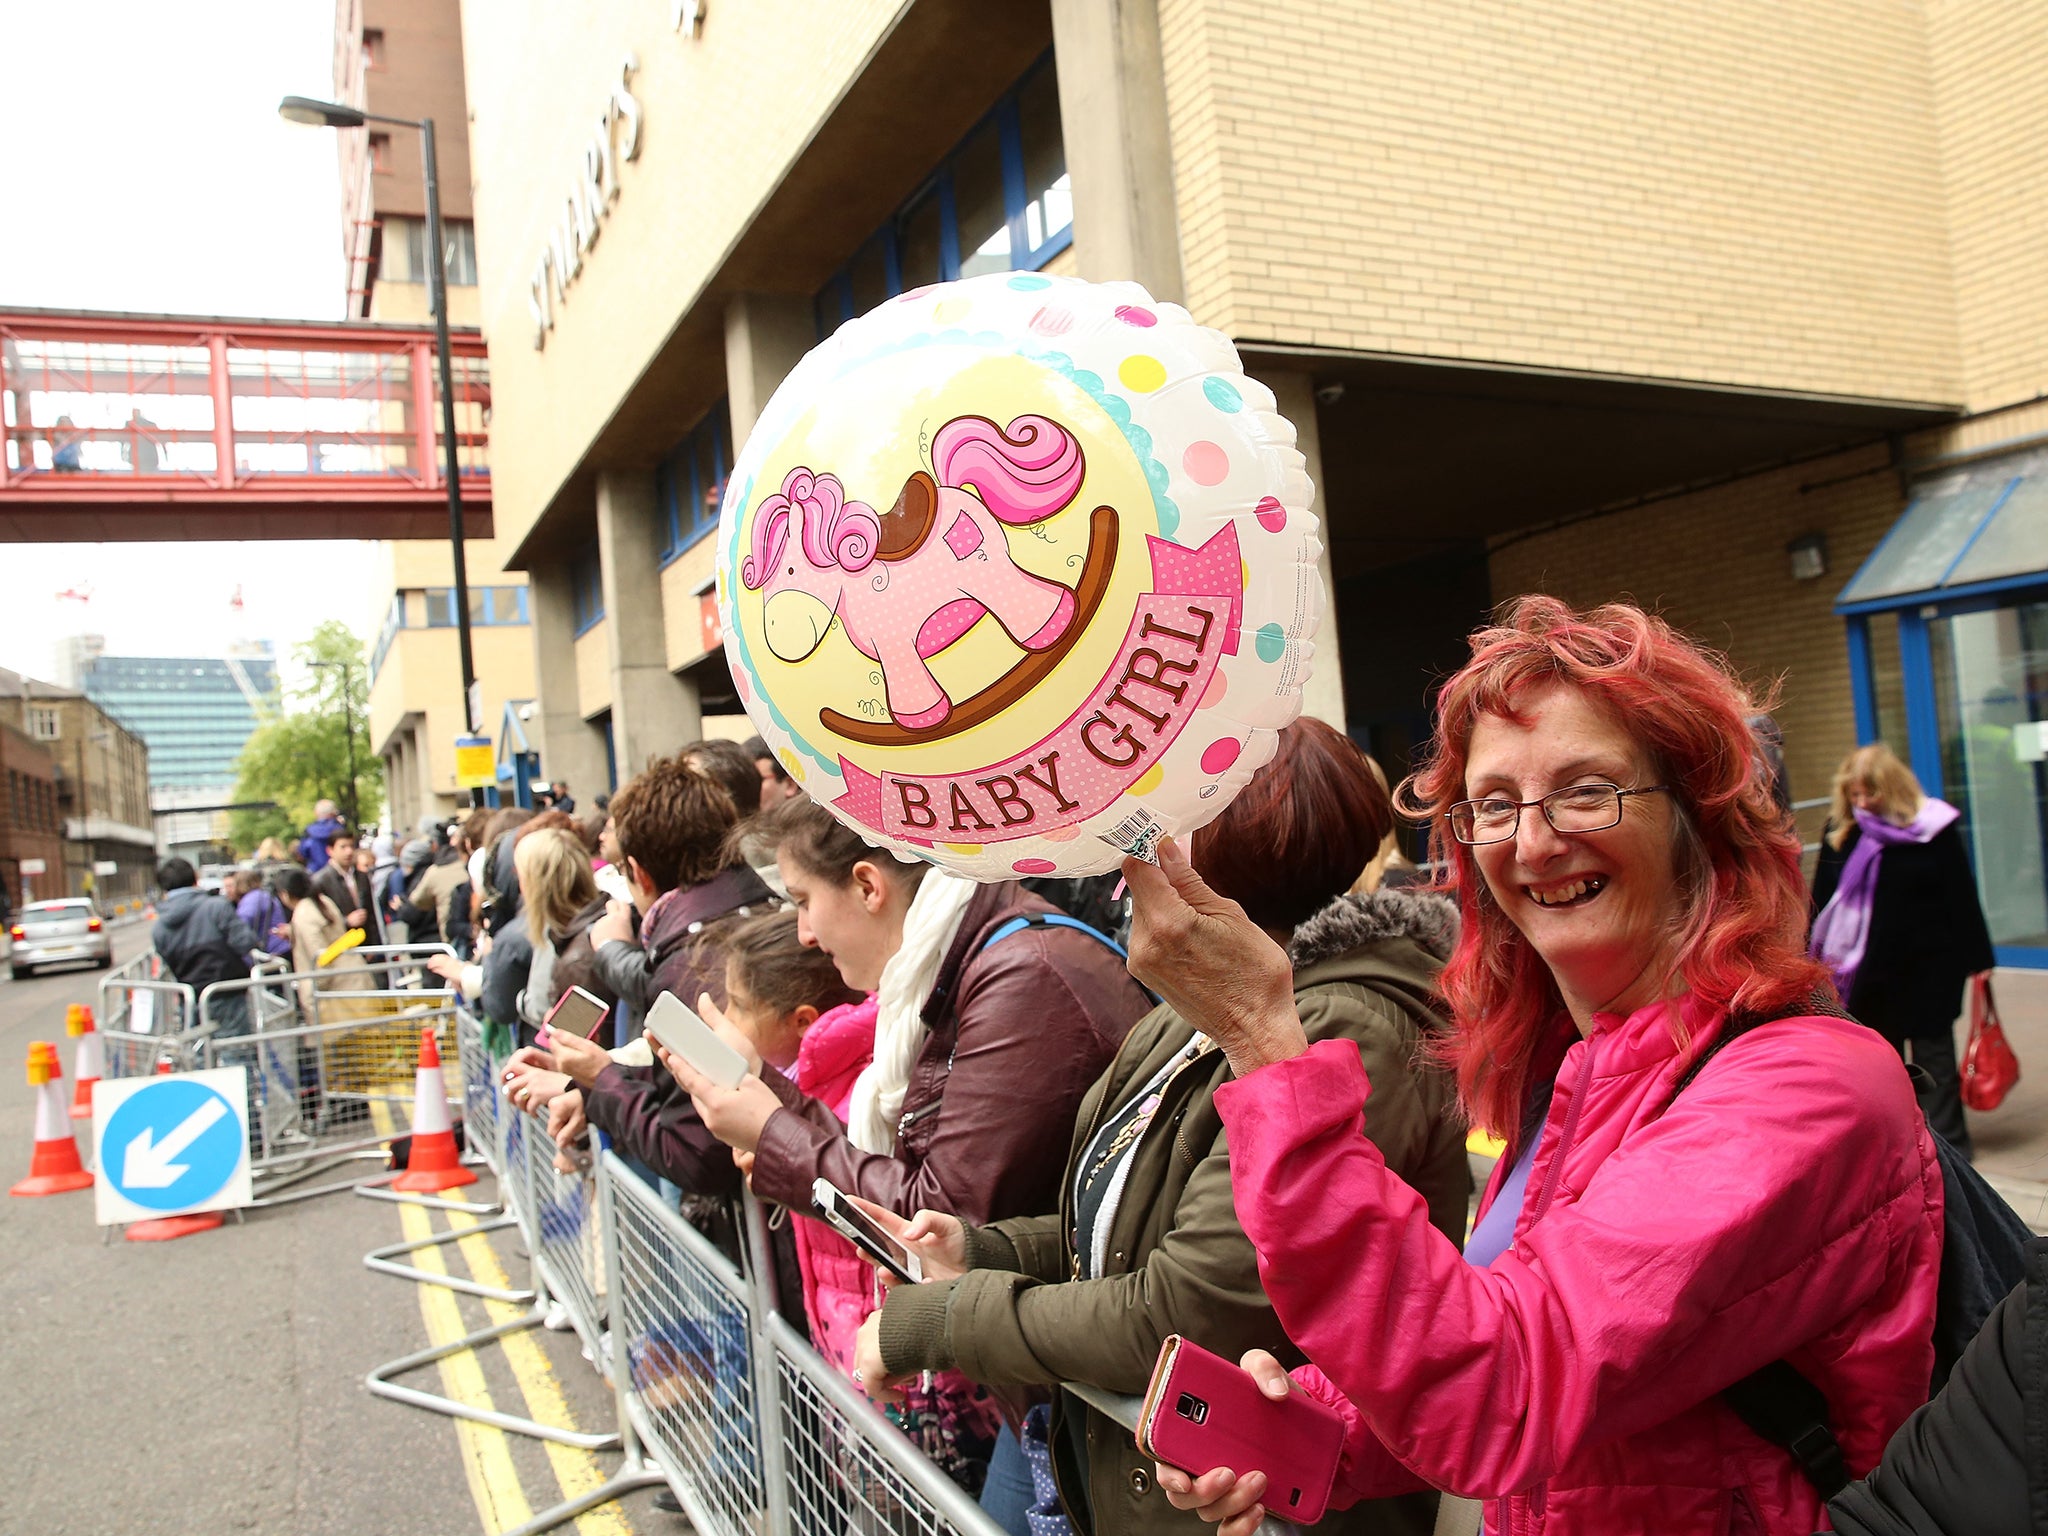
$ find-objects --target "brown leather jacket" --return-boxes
[750,881,1152,1226]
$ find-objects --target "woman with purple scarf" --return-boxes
[1812,744,1995,1154]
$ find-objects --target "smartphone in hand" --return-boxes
[645,992,748,1090]
[537,985,610,1049]
[811,1178,922,1284]
[1135,1336,1344,1525]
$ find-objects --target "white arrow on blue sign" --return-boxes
[92,1067,253,1226]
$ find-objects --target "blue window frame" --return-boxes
[571,549,605,635]
[424,586,530,627]
[658,398,734,563]
[813,50,1070,337]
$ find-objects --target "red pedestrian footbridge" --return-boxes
[0,307,489,541]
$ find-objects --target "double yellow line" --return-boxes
[373,1104,635,1535]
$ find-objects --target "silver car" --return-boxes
[9,898,114,979]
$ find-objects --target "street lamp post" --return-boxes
[310,659,360,831]
[280,95,483,808]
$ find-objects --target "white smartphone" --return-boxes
[811,1178,923,1284]
[645,992,749,1091]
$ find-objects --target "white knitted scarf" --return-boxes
[847,870,978,1154]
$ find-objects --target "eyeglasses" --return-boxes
[1447,782,1669,846]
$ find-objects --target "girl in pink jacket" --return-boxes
[1125,598,1944,1536]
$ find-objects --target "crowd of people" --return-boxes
[144,606,2033,1535]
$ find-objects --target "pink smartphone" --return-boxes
[536,985,610,1049]
[1134,1335,1345,1525]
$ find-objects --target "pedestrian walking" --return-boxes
[1812,743,1996,1156]
[1139,598,1942,1536]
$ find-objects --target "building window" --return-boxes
[572,549,605,636]
[362,27,384,70]
[380,216,477,288]
[423,586,530,627]
[26,706,58,741]
[813,51,1070,335]
[370,593,403,681]
[657,399,733,563]
[369,132,391,173]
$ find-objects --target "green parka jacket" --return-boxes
[876,888,1470,1536]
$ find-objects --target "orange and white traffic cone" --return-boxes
[391,1028,476,1193]
[11,1042,94,1197]
[67,1003,102,1120]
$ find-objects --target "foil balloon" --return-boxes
[717,271,1322,879]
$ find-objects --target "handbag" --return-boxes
[1961,972,2020,1112]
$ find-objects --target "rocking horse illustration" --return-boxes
[739,412,1120,747]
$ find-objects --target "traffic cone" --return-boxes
[67,1004,102,1120]
[11,1043,94,1197]
[391,1028,475,1193]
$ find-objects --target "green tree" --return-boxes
[229,622,384,854]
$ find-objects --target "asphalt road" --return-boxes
[0,926,669,1536]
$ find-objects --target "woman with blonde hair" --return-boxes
[1812,742,1994,1153]
[508,826,601,1031]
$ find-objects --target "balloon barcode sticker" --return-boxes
[1099,806,1165,865]
[718,272,1322,879]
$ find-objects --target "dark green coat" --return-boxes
[879,889,1470,1535]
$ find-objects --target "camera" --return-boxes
[1175,1392,1208,1425]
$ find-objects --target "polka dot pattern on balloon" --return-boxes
[1118,355,1167,393]
[1129,763,1165,797]
[1007,274,1051,291]
[934,298,970,325]
[1255,496,1288,532]
[1184,441,1230,486]
[1255,622,1287,663]
[1012,857,1058,875]
[1115,304,1157,328]
[1203,378,1243,412]
[1029,306,1074,336]
[1200,738,1242,775]
[1198,671,1228,708]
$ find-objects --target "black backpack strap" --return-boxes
[1720,1362,1851,1500]
[1666,990,1856,1501]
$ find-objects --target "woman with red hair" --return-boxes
[1127,597,1943,1536]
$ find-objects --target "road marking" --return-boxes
[449,1208,636,1536]
[372,1099,533,1533]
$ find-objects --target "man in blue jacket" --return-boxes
[297,800,347,872]
[152,857,264,1034]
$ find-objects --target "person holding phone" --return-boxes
[1132,599,1943,1536]
[845,722,1467,1536]
[657,792,1152,1509]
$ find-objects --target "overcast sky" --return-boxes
[0,0,381,686]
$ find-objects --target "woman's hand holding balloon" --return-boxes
[1123,838,1306,1077]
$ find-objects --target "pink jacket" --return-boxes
[789,995,882,1373]
[1214,998,1943,1536]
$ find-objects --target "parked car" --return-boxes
[9,899,113,979]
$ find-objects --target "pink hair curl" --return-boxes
[741,468,880,588]
[931,414,1085,524]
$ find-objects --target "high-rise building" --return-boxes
[81,643,277,858]
[331,0,533,822]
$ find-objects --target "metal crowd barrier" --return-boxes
[362,1004,1008,1536]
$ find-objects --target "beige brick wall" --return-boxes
[460,0,909,559]
[660,535,720,673]
[1487,444,1910,821]
[1926,0,2048,411]
[1157,0,1963,405]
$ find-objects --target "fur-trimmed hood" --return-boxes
[1288,886,1458,972]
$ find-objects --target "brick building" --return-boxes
[0,721,65,910]
[0,667,155,908]
[451,0,2048,965]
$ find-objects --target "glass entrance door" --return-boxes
[1931,601,2048,958]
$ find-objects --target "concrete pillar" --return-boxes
[724,294,817,444]
[1049,0,1185,302]
[527,562,613,797]
[597,467,701,775]
[1259,370,1347,730]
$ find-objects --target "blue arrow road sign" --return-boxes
[101,1078,245,1212]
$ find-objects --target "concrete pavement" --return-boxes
[0,929,669,1536]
